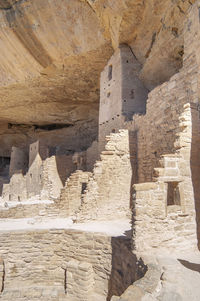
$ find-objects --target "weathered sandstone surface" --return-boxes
[0,0,200,300]
[0,0,196,154]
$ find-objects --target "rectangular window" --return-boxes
[167,182,180,206]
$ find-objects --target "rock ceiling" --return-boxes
[0,0,195,126]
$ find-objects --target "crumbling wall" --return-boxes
[58,170,91,216]
[76,130,135,222]
[40,156,63,200]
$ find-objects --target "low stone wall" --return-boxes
[133,181,197,254]
[0,202,57,219]
[65,260,95,300]
[0,229,137,301]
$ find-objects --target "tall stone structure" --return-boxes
[9,147,28,177]
[26,140,48,198]
[99,44,148,152]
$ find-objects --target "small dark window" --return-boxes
[167,182,180,206]
[112,129,116,133]
[30,173,32,178]
[9,194,11,201]
[107,92,111,97]
[108,65,112,81]
[81,183,87,203]
[81,183,87,195]
[18,196,20,202]
[124,100,126,102]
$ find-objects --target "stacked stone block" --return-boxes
[65,260,94,300]
[0,229,136,301]
[76,130,133,222]
[59,170,92,216]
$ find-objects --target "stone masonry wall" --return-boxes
[99,46,123,154]
[133,149,197,254]
[40,156,63,200]
[99,44,147,154]
[9,147,28,177]
[0,229,136,301]
[65,260,95,300]
[58,170,92,217]
[75,130,135,222]
[127,2,200,184]
[128,69,195,183]
[129,2,200,250]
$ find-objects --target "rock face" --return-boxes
[0,0,196,154]
[0,0,200,301]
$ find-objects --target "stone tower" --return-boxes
[98,44,148,153]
